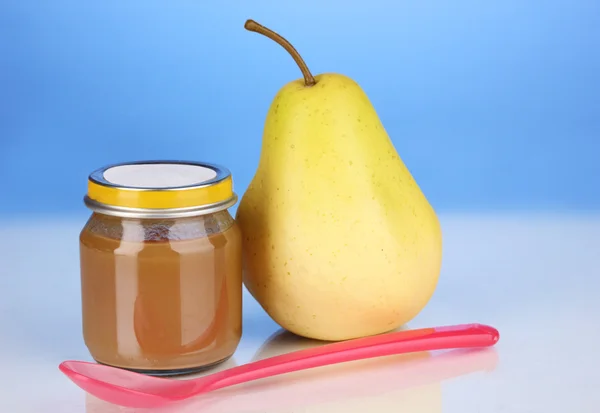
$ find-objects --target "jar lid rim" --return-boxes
[85,160,236,214]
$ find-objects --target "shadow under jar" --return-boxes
[79,161,243,376]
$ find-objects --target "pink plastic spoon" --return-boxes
[59,323,499,409]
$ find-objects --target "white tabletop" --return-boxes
[1,212,598,413]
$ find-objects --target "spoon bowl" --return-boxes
[59,361,199,408]
[59,323,499,408]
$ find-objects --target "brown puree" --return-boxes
[79,212,242,373]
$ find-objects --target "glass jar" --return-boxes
[79,160,242,375]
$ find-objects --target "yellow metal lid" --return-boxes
[84,160,236,218]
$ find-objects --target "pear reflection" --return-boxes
[85,328,498,413]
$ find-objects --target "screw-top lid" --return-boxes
[84,160,236,218]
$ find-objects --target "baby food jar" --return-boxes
[79,160,242,375]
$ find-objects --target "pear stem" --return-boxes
[244,19,317,87]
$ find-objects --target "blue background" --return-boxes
[2,0,598,216]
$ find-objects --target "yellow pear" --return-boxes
[237,20,442,341]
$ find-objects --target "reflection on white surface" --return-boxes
[84,343,498,413]
[0,213,599,412]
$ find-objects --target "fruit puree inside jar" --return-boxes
[79,211,242,374]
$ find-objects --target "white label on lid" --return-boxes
[103,163,218,188]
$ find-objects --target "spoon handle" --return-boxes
[205,323,499,392]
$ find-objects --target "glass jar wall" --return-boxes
[80,210,242,375]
